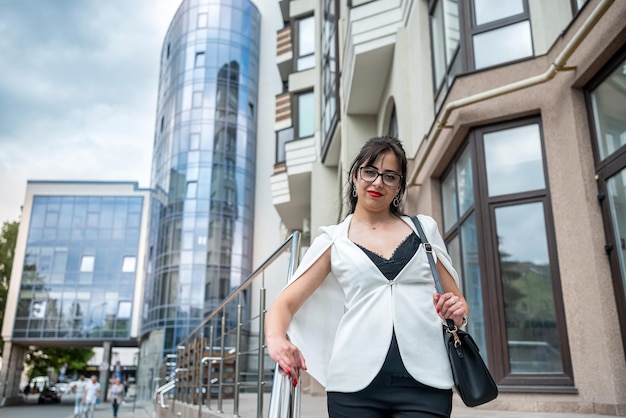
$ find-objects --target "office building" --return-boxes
[0,181,151,404]
[135,0,265,399]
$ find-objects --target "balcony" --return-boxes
[271,135,315,232]
[343,0,412,114]
[276,26,293,82]
[271,94,314,231]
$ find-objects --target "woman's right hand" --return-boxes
[266,335,307,385]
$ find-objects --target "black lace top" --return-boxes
[355,232,421,280]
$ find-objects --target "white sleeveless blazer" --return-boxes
[283,214,458,392]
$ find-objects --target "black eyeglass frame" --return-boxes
[358,166,403,187]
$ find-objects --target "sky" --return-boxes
[0,0,182,225]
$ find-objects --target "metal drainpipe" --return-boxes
[408,0,615,187]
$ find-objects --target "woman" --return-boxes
[108,378,125,418]
[265,136,468,418]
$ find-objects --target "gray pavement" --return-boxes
[127,392,620,418]
[107,399,154,418]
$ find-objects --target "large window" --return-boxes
[429,0,533,108]
[586,47,626,357]
[295,16,315,71]
[441,118,573,388]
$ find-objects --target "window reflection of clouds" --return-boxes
[473,0,524,26]
[496,203,549,265]
[473,21,533,69]
[484,124,545,196]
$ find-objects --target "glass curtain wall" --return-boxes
[15,195,142,340]
[143,0,260,355]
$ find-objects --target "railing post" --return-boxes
[233,293,243,418]
[267,230,301,418]
[257,287,266,418]
[207,324,215,410]
[198,331,205,415]
[218,313,227,413]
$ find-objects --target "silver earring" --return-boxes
[352,185,357,198]
[392,195,400,207]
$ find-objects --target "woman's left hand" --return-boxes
[433,292,466,326]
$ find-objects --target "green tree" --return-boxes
[0,221,19,354]
[25,347,95,380]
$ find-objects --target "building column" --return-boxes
[99,341,112,401]
[0,341,27,406]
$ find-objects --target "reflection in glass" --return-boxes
[461,214,488,361]
[322,0,338,141]
[442,169,457,232]
[144,0,259,356]
[447,234,461,290]
[495,203,563,373]
[590,57,626,160]
[474,0,524,25]
[16,195,143,339]
[431,0,460,90]
[276,127,294,164]
[431,0,446,88]
[443,0,460,65]
[484,124,545,196]
[457,147,474,216]
[473,21,533,69]
[297,16,315,71]
[607,169,626,301]
[298,92,314,138]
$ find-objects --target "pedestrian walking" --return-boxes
[82,375,101,418]
[108,378,125,418]
[71,375,88,418]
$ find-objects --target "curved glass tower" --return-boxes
[142,0,260,356]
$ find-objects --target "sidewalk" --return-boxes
[92,399,154,418]
[129,392,620,418]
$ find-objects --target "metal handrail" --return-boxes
[156,231,302,418]
[178,231,301,348]
[155,380,176,409]
[268,367,301,418]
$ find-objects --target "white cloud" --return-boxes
[0,0,181,223]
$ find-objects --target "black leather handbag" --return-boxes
[412,216,498,407]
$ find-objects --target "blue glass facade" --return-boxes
[142,0,260,354]
[14,195,143,341]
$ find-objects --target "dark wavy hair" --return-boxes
[346,136,408,216]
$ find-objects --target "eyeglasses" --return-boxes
[359,167,402,187]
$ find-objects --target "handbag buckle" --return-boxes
[446,325,462,348]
